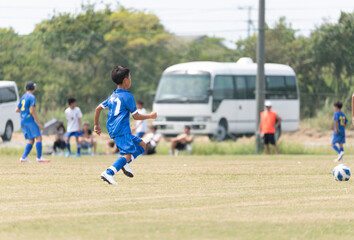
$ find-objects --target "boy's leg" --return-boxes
[35,136,51,162]
[75,135,81,157]
[101,154,132,185]
[332,144,340,154]
[21,139,35,162]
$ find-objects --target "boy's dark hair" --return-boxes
[111,66,130,85]
[57,124,65,132]
[137,100,144,106]
[68,97,76,105]
[334,101,343,109]
[185,125,191,130]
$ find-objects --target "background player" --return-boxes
[332,101,347,162]
[65,97,83,157]
[16,81,50,162]
[94,65,157,185]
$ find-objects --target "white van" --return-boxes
[153,58,300,140]
[0,81,20,141]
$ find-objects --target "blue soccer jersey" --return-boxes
[18,92,36,123]
[100,89,138,138]
[334,111,347,136]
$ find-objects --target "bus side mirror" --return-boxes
[151,92,156,100]
[207,89,213,96]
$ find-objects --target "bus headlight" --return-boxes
[193,116,211,122]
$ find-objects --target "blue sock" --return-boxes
[333,145,340,154]
[77,145,81,154]
[36,142,42,159]
[106,157,127,176]
[66,143,71,153]
[340,148,344,152]
[22,143,33,158]
[129,146,145,164]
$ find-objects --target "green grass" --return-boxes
[1,154,354,239]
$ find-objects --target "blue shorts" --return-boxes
[21,121,41,140]
[114,134,142,155]
[332,133,345,144]
[136,132,145,138]
[67,131,83,138]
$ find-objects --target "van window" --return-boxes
[235,76,247,99]
[0,87,17,103]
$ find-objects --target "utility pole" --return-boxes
[238,6,254,39]
[255,0,265,153]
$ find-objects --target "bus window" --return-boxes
[213,75,235,111]
[246,76,256,99]
[235,76,247,99]
[285,76,298,99]
[266,76,287,99]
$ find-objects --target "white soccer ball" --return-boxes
[333,164,351,181]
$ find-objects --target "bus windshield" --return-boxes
[155,74,211,103]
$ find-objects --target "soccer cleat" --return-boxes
[19,157,29,163]
[74,153,81,158]
[65,152,71,158]
[122,163,134,178]
[36,157,51,163]
[100,171,117,185]
[334,152,344,162]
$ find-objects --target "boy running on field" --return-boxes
[332,101,347,162]
[65,97,83,157]
[16,81,50,163]
[94,66,157,185]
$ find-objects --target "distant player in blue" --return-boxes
[94,66,157,185]
[332,101,347,162]
[15,81,50,163]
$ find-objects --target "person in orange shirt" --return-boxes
[258,101,282,155]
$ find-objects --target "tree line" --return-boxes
[0,4,353,118]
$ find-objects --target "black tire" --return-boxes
[214,120,227,141]
[275,125,281,141]
[2,121,13,142]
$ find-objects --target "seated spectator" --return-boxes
[168,125,194,155]
[52,124,66,155]
[79,122,97,155]
[143,126,162,155]
[106,140,119,155]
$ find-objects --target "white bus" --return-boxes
[153,58,299,140]
[0,81,20,141]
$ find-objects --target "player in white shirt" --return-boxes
[65,97,83,157]
[135,100,148,138]
[143,126,162,155]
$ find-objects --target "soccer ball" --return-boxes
[333,164,351,181]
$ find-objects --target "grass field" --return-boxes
[1,154,354,240]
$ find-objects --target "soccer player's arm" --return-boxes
[30,106,44,130]
[334,113,339,133]
[15,100,21,112]
[30,96,44,130]
[77,108,83,132]
[94,99,108,136]
[129,95,157,120]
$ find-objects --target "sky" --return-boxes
[0,0,352,47]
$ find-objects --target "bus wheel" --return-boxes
[215,120,227,141]
[2,121,13,142]
[275,125,281,141]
